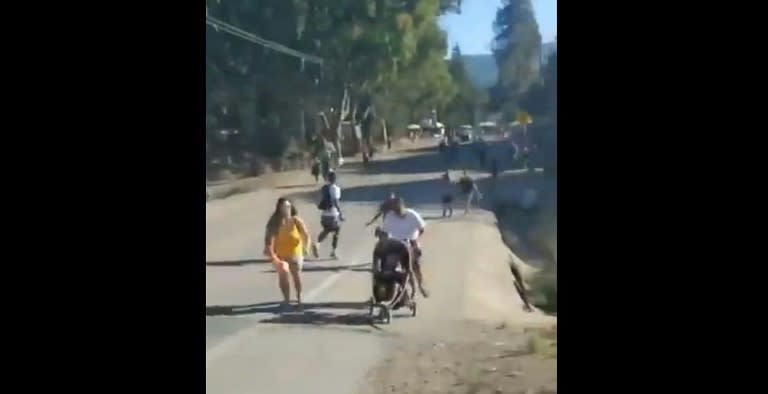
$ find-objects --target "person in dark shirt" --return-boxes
[440,170,454,217]
[458,170,482,214]
[310,158,321,183]
[366,191,398,226]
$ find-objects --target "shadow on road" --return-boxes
[287,177,449,207]
[344,139,523,176]
[282,139,544,212]
[344,150,452,175]
[206,258,270,266]
[261,262,371,273]
[401,144,441,154]
[260,310,374,326]
[276,183,318,190]
[207,301,283,316]
[207,301,378,327]
[285,171,538,213]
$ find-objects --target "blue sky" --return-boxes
[440,0,557,55]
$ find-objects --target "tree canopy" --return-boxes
[442,44,483,127]
[488,0,542,120]
[206,0,466,176]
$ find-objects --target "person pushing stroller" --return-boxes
[377,197,429,298]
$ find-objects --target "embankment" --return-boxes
[489,173,557,314]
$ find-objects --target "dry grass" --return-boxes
[528,209,556,265]
[494,192,557,316]
[496,182,556,316]
[529,267,557,315]
[524,326,557,358]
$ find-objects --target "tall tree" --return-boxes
[443,44,478,127]
[489,0,542,119]
[519,49,556,118]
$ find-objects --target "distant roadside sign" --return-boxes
[516,112,533,125]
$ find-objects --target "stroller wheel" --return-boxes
[368,299,375,317]
[379,306,391,324]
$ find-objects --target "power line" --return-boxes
[205,15,323,65]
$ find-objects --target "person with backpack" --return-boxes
[314,170,344,258]
[458,170,482,214]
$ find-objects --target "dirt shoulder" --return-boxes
[360,322,556,394]
[359,201,556,394]
[357,169,557,394]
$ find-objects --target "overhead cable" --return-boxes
[205,15,323,65]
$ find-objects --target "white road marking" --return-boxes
[205,255,363,368]
[304,268,348,302]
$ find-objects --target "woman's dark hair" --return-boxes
[394,197,406,213]
[264,197,298,244]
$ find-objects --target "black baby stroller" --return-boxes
[368,228,417,324]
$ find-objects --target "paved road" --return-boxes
[206,142,551,394]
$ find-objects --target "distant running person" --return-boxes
[458,170,482,214]
[314,171,344,258]
[440,171,454,217]
[314,136,336,181]
[310,158,321,183]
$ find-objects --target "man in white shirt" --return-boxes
[381,197,429,297]
[315,171,343,258]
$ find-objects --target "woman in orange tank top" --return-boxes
[265,197,312,311]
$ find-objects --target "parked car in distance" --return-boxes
[457,125,474,142]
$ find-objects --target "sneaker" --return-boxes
[330,250,338,259]
[311,244,319,259]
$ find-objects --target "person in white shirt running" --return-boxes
[314,170,344,258]
[381,197,429,297]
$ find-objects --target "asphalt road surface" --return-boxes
[206,141,552,394]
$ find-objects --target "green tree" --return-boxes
[205,0,464,176]
[488,0,542,120]
[443,44,480,127]
[520,50,556,118]
[520,48,556,172]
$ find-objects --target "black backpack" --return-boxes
[317,184,332,210]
